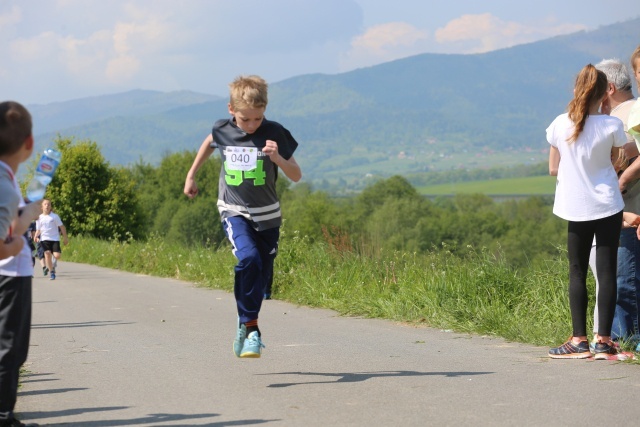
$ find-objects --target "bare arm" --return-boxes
[263,140,302,182]
[0,238,24,260]
[12,202,42,237]
[184,134,216,199]
[0,201,40,260]
[549,147,560,176]
[59,225,68,245]
[619,154,640,192]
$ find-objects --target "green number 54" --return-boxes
[224,160,266,186]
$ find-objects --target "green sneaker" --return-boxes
[233,323,247,357]
[240,331,265,358]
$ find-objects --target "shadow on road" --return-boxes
[18,407,273,427]
[262,370,493,388]
[18,387,88,396]
[32,320,133,329]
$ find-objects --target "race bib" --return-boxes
[224,147,258,171]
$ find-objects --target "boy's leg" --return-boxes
[37,243,47,275]
[257,227,279,299]
[223,217,265,325]
[42,241,54,272]
[0,276,32,423]
[223,217,268,357]
[51,241,62,272]
[44,251,53,271]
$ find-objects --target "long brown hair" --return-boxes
[567,64,607,143]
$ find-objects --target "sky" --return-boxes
[1,0,638,105]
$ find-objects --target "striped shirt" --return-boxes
[211,117,298,231]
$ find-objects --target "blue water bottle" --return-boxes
[26,148,61,202]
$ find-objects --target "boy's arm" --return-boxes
[264,140,302,182]
[59,225,69,245]
[11,202,41,237]
[0,238,24,260]
[0,202,39,260]
[184,134,215,199]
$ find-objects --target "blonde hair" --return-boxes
[567,64,607,143]
[229,75,268,110]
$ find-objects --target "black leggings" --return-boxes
[567,210,622,337]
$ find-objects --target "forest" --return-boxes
[35,137,566,271]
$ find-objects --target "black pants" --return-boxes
[0,276,32,421]
[567,211,622,337]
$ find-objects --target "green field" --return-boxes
[417,175,556,196]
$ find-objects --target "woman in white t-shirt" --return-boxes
[547,64,627,360]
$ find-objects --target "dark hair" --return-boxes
[0,101,32,156]
[567,65,607,143]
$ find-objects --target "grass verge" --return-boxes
[63,232,639,362]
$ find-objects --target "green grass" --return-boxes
[417,175,556,195]
[62,232,639,362]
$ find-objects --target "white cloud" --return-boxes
[0,5,21,27]
[0,0,364,103]
[435,13,586,53]
[341,22,429,70]
[1,1,608,104]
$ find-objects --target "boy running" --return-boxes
[34,199,68,281]
[184,75,301,358]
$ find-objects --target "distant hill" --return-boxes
[29,89,222,135]
[31,17,640,187]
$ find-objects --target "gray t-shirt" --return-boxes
[211,117,298,231]
[0,161,20,240]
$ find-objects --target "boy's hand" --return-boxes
[21,201,42,221]
[263,140,280,160]
[184,177,198,199]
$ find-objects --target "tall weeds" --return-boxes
[65,230,592,347]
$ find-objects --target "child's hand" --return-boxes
[623,212,640,227]
[263,140,280,160]
[184,177,198,199]
[21,201,42,221]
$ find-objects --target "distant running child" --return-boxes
[34,199,68,281]
[184,75,302,358]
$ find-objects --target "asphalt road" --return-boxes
[16,261,640,426]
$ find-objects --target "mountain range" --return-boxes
[29,17,640,188]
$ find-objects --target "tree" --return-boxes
[356,175,419,216]
[47,137,144,239]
